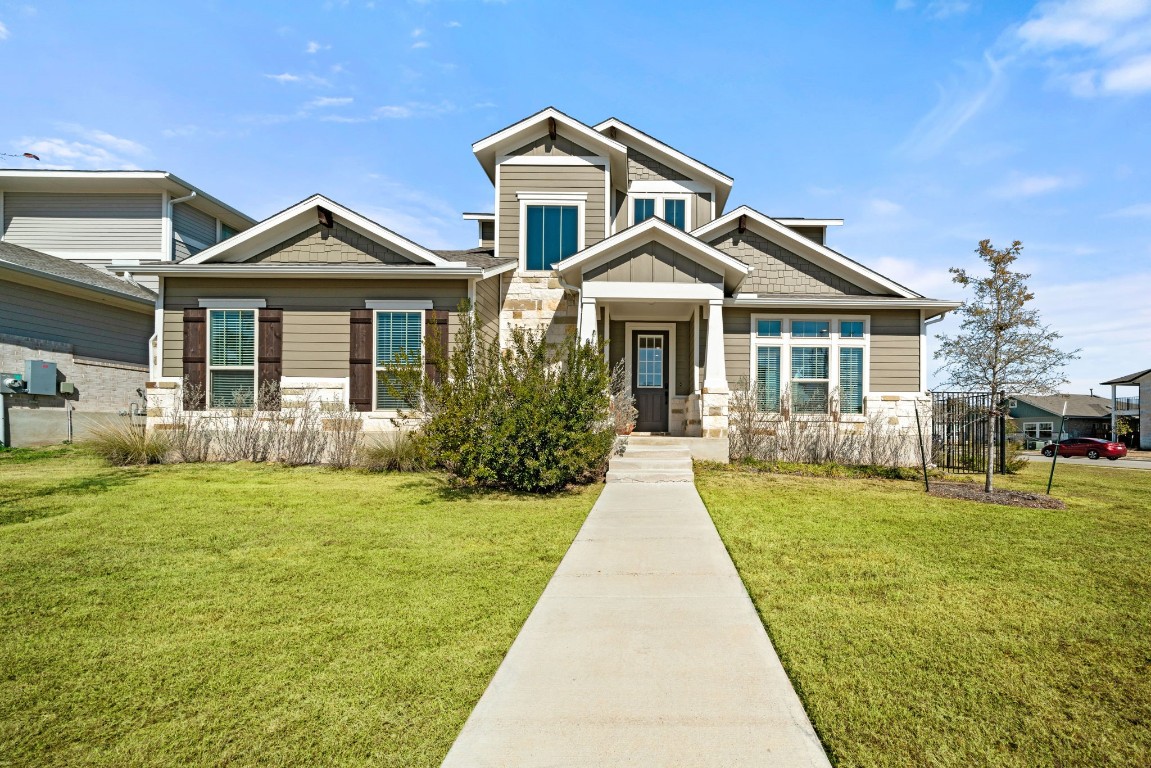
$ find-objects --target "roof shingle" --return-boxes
[0,241,155,302]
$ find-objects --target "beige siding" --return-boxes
[1,278,151,364]
[251,223,414,264]
[612,188,627,233]
[785,225,825,245]
[474,274,502,345]
[709,228,871,295]
[498,165,607,265]
[585,242,722,284]
[161,277,468,377]
[507,135,594,157]
[3,192,162,254]
[693,193,713,230]
[722,307,922,394]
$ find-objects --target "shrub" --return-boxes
[385,305,615,492]
[87,418,170,466]
[360,430,428,472]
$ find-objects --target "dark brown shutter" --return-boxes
[182,308,207,411]
[424,310,450,385]
[258,308,283,411]
[349,309,374,412]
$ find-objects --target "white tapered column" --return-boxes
[702,299,728,393]
[579,297,598,344]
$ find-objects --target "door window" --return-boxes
[636,334,664,388]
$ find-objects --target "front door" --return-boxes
[633,330,669,433]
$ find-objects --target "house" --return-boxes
[128,107,959,460]
[0,171,253,446]
[1007,394,1114,448]
[1101,369,1148,448]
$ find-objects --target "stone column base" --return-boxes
[699,388,730,440]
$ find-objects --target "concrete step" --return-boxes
[616,448,693,461]
[609,456,693,472]
[605,469,696,483]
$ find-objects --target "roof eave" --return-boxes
[0,260,155,309]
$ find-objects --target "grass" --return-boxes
[698,462,1151,767]
[0,449,599,767]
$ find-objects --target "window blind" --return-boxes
[839,347,864,414]
[376,311,422,409]
[756,346,781,412]
[209,310,255,367]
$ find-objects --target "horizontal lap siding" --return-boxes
[723,308,922,393]
[498,165,606,265]
[474,275,502,345]
[3,192,162,253]
[1,279,151,364]
[173,203,217,259]
[161,278,468,378]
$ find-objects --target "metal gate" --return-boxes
[931,391,1006,474]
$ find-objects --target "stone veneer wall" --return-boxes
[498,273,579,346]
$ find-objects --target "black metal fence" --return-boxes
[931,391,1006,474]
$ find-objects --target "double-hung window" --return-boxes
[375,310,423,410]
[752,317,868,416]
[208,309,256,408]
[525,205,579,271]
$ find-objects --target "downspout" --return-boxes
[557,273,583,338]
[167,190,197,261]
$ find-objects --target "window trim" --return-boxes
[749,314,870,418]
[373,308,425,413]
[1024,421,1054,439]
[206,307,258,409]
[517,192,587,274]
[627,192,692,229]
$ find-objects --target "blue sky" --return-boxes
[2,0,1149,393]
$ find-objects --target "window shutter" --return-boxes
[349,309,373,412]
[182,308,207,411]
[258,308,283,411]
[424,310,450,384]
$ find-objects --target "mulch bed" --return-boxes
[927,481,1066,509]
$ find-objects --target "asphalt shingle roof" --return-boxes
[431,248,515,271]
[1011,393,1114,419]
[1101,369,1151,386]
[0,240,155,302]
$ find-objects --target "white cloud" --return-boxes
[307,96,353,108]
[446,20,462,27]
[869,198,905,215]
[898,52,1004,158]
[315,101,457,124]
[872,255,956,296]
[1104,201,1151,217]
[305,41,330,54]
[16,126,149,170]
[411,40,430,49]
[411,27,425,37]
[0,20,9,40]
[264,71,331,86]
[991,172,1073,198]
[895,0,916,10]
[265,72,301,83]
[926,1,972,19]
[1016,0,1151,96]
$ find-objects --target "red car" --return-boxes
[1041,438,1128,461]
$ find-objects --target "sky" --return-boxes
[1,0,1149,394]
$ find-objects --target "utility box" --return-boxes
[24,360,58,396]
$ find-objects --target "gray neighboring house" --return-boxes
[1007,393,1115,448]
[0,170,253,446]
[1101,369,1148,448]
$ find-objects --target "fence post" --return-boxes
[997,392,1007,474]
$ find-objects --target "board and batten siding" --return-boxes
[2,192,162,255]
[161,278,468,378]
[497,165,606,266]
[172,203,218,261]
[0,278,151,364]
[721,308,922,394]
[585,242,722,284]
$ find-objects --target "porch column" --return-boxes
[702,299,727,392]
[579,297,598,344]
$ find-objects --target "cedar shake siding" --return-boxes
[708,228,871,296]
[497,164,607,264]
[250,223,417,264]
[2,192,162,256]
[627,148,690,182]
[161,278,468,378]
[585,242,722,284]
[721,308,921,394]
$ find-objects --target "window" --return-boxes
[1024,422,1054,440]
[634,198,655,224]
[208,309,256,408]
[636,335,664,388]
[219,223,238,241]
[752,316,868,416]
[525,205,578,271]
[663,198,686,230]
[375,311,423,410]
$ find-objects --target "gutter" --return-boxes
[167,190,197,261]
[118,264,490,278]
[557,273,582,333]
[725,296,962,312]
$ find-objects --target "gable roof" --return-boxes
[593,117,734,212]
[472,107,628,183]
[553,216,751,291]
[692,206,921,299]
[0,240,154,306]
[1101,369,1151,386]
[180,194,462,267]
[1011,394,1113,419]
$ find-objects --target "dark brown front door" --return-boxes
[633,330,669,433]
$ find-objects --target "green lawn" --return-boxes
[698,463,1151,767]
[0,448,599,767]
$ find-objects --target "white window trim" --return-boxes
[1025,421,1054,438]
[627,192,692,230]
[207,307,259,410]
[516,193,587,274]
[497,154,608,167]
[198,298,267,309]
[748,315,870,418]
[373,308,425,414]
[365,300,433,310]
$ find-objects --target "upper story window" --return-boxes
[219,223,238,241]
[627,193,691,230]
[634,198,656,224]
[663,199,686,230]
[524,203,580,271]
[208,309,256,408]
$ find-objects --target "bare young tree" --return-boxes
[935,239,1079,492]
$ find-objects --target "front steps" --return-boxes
[606,436,695,483]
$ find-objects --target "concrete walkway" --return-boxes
[442,442,831,766]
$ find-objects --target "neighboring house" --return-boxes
[0,171,254,446]
[1007,394,1114,448]
[1101,369,1148,448]
[134,107,959,460]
